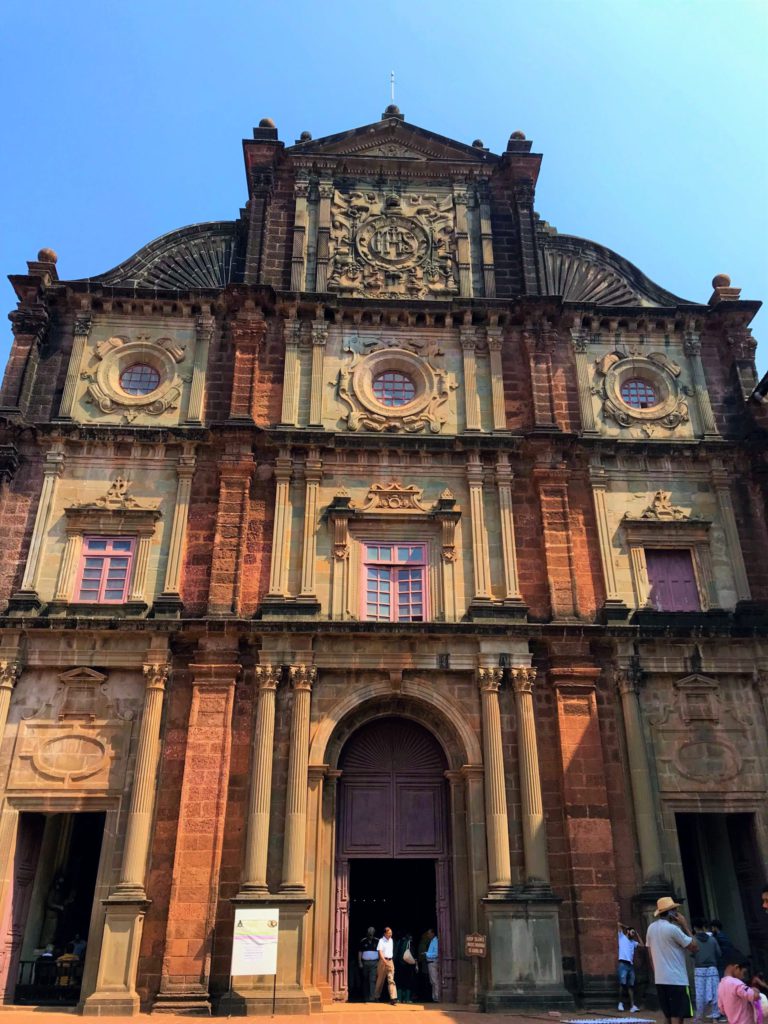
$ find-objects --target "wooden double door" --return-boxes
[332,718,455,1001]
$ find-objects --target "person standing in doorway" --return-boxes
[358,926,379,1003]
[425,927,439,1003]
[646,896,699,1024]
[617,922,643,1012]
[692,920,721,1022]
[394,932,418,1003]
[374,926,398,1006]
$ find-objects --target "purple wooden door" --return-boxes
[646,549,700,611]
[334,718,455,1001]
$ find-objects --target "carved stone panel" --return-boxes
[7,667,132,793]
[328,189,458,299]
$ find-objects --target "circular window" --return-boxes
[119,363,161,396]
[372,371,416,407]
[620,378,658,409]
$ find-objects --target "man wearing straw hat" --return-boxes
[646,896,699,1024]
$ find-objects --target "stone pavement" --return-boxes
[0,1006,667,1024]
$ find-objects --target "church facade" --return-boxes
[0,107,766,1016]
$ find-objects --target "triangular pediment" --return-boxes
[289,118,494,164]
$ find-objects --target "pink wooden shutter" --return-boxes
[645,549,700,611]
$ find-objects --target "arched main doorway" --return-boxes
[331,717,455,1002]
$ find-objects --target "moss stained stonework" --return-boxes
[0,110,766,1016]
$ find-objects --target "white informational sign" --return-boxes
[231,908,280,976]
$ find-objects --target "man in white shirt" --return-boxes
[646,897,699,1024]
[618,922,644,1012]
[374,926,398,1005]
[425,928,439,1003]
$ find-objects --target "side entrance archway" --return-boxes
[331,717,455,1003]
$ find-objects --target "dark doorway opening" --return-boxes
[347,858,436,1003]
[676,812,768,973]
[10,811,105,1006]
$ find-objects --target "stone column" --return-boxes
[126,532,153,604]
[571,327,598,434]
[154,655,238,1014]
[615,667,666,887]
[0,660,21,740]
[478,183,496,298]
[477,667,512,891]
[308,319,328,427]
[238,664,279,896]
[290,172,310,291]
[156,446,196,614]
[510,668,550,887]
[299,448,322,603]
[711,462,751,602]
[684,328,719,439]
[266,449,293,598]
[467,452,493,602]
[487,326,507,431]
[52,532,82,603]
[588,460,629,619]
[453,187,473,296]
[57,314,91,419]
[315,182,334,292]
[84,662,169,1016]
[9,447,65,613]
[280,318,301,426]
[185,315,214,424]
[495,453,525,609]
[281,665,316,892]
[460,325,481,431]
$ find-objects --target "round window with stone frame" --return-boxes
[602,354,688,429]
[620,377,658,410]
[355,348,434,417]
[91,338,182,416]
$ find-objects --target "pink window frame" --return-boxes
[75,536,136,604]
[360,542,429,623]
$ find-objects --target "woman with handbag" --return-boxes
[395,933,418,1003]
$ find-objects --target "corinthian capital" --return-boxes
[0,661,22,690]
[510,667,536,694]
[477,667,503,693]
[143,662,171,690]
[289,664,317,690]
[255,664,280,691]
[614,667,639,697]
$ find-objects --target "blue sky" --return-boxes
[1,0,766,376]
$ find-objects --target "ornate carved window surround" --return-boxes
[49,478,161,617]
[621,491,715,613]
[595,350,690,433]
[327,483,460,622]
[82,334,188,422]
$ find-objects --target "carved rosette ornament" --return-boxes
[328,189,458,299]
[81,333,189,422]
[593,349,690,435]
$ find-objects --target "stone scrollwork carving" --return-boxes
[628,490,693,522]
[594,349,689,435]
[82,333,188,422]
[328,189,458,299]
[334,345,455,434]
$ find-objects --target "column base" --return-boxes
[152,593,185,618]
[224,894,319,1016]
[6,589,43,615]
[466,599,527,621]
[600,598,631,623]
[258,597,321,619]
[482,895,573,1010]
[82,896,148,1017]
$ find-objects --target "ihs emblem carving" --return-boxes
[328,190,458,299]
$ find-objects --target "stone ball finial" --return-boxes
[472,139,484,148]
[384,104,401,116]
[712,273,731,288]
[510,130,526,140]
[299,130,312,141]
[258,117,276,128]
[37,247,57,264]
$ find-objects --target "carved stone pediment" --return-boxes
[360,481,431,514]
[293,120,490,164]
[623,490,702,524]
[64,477,161,535]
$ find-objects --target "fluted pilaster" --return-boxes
[240,664,280,894]
[281,665,316,891]
[510,667,550,886]
[477,667,511,891]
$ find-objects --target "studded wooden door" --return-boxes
[332,718,455,1001]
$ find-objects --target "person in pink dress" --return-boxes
[717,959,759,1024]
